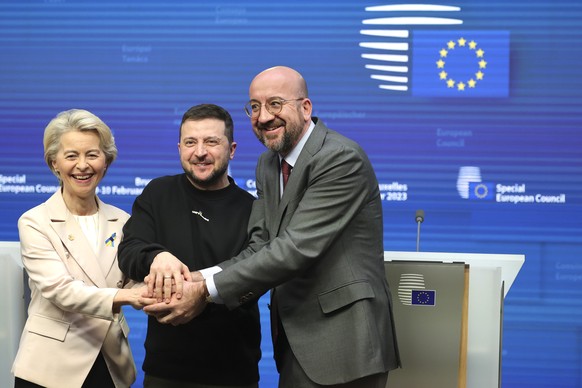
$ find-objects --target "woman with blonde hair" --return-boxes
[12,109,153,388]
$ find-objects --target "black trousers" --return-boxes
[15,352,115,388]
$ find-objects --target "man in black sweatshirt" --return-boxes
[118,104,261,387]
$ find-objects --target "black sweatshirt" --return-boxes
[118,174,261,385]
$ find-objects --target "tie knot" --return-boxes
[281,159,292,175]
[281,159,292,188]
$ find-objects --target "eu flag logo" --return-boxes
[468,182,495,200]
[411,30,510,97]
[411,290,436,306]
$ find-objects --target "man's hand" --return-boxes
[141,280,208,326]
[148,252,192,303]
[190,270,204,282]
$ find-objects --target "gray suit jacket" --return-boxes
[215,118,400,384]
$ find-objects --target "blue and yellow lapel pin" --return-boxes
[105,232,117,247]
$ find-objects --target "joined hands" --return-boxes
[139,252,207,325]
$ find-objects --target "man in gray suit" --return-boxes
[144,66,400,387]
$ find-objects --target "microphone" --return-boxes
[415,209,424,252]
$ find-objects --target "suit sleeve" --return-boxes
[215,143,376,308]
[219,192,269,270]
[18,213,118,320]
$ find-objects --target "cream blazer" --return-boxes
[12,190,135,388]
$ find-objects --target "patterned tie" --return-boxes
[281,159,292,189]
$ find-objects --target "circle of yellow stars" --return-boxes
[436,37,486,91]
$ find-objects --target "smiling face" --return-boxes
[51,130,107,205]
[248,66,312,156]
[178,118,236,190]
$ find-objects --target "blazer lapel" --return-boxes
[96,197,121,283]
[47,191,108,288]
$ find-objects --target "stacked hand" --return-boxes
[142,280,207,326]
[139,251,207,325]
[146,251,192,302]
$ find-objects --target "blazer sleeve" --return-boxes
[215,142,377,308]
[18,210,118,320]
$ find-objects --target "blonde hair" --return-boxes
[43,109,117,180]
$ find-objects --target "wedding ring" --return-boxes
[163,275,171,279]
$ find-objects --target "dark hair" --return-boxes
[180,104,234,143]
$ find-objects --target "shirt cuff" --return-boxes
[199,266,222,279]
[200,266,223,304]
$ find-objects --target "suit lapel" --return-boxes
[264,152,282,235]
[47,191,108,288]
[273,119,328,235]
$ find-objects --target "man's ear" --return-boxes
[301,98,313,120]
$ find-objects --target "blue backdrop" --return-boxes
[1,1,581,387]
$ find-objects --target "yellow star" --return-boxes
[436,59,445,68]
[440,48,448,57]
[458,37,466,47]
[469,40,477,49]
[468,79,477,88]
[447,79,455,88]
[457,82,466,91]
[439,70,448,80]
[479,59,487,69]
[476,71,484,80]
[447,40,456,49]
[476,48,485,58]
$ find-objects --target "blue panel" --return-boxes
[1,1,582,387]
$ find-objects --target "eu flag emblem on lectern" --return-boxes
[411,290,436,306]
[411,30,510,97]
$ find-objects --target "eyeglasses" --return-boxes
[244,98,305,118]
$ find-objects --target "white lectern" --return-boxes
[0,242,25,388]
[384,251,524,388]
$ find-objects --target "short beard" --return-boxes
[258,129,295,155]
[184,163,228,190]
[256,119,303,155]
